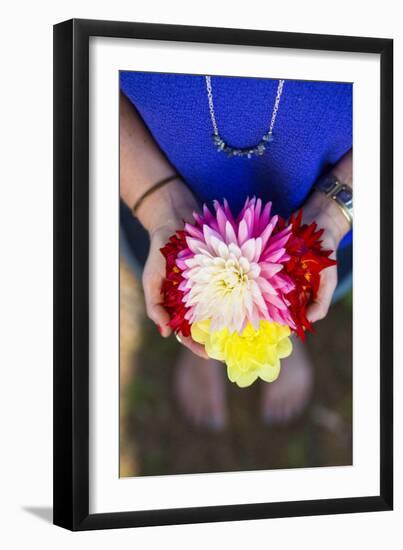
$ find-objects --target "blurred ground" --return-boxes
[120,256,352,478]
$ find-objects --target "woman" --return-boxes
[120,73,352,429]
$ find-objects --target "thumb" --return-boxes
[142,240,172,337]
[307,268,337,323]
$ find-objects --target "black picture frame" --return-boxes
[53,18,393,531]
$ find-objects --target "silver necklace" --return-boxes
[205,76,285,159]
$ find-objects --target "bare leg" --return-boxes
[261,338,313,423]
[174,347,228,430]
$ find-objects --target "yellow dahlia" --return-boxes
[191,319,293,388]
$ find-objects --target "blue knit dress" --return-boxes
[121,72,351,216]
[120,72,352,283]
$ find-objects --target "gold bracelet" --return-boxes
[315,175,353,228]
[131,174,180,217]
[333,197,353,227]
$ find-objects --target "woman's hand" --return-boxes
[301,193,344,323]
[301,150,352,323]
[119,93,207,358]
[138,179,208,359]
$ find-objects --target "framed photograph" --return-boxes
[53,18,393,530]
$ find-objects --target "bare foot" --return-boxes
[261,338,313,424]
[174,347,228,430]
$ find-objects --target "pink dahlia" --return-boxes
[176,197,295,334]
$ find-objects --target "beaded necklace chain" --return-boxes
[205,76,285,159]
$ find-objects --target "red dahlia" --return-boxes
[160,231,191,337]
[280,211,337,341]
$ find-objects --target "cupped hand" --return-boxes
[300,190,350,324]
[138,180,208,359]
[306,230,338,323]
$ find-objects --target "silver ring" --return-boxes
[175,332,183,344]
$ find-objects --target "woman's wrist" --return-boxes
[303,189,350,246]
[136,178,198,235]
[303,149,352,246]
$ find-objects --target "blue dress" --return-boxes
[120,72,352,288]
[120,72,352,219]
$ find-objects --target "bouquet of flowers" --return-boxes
[160,197,336,388]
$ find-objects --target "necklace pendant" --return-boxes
[206,76,284,160]
[212,131,273,159]
[262,131,274,143]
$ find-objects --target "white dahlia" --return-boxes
[176,197,295,334]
